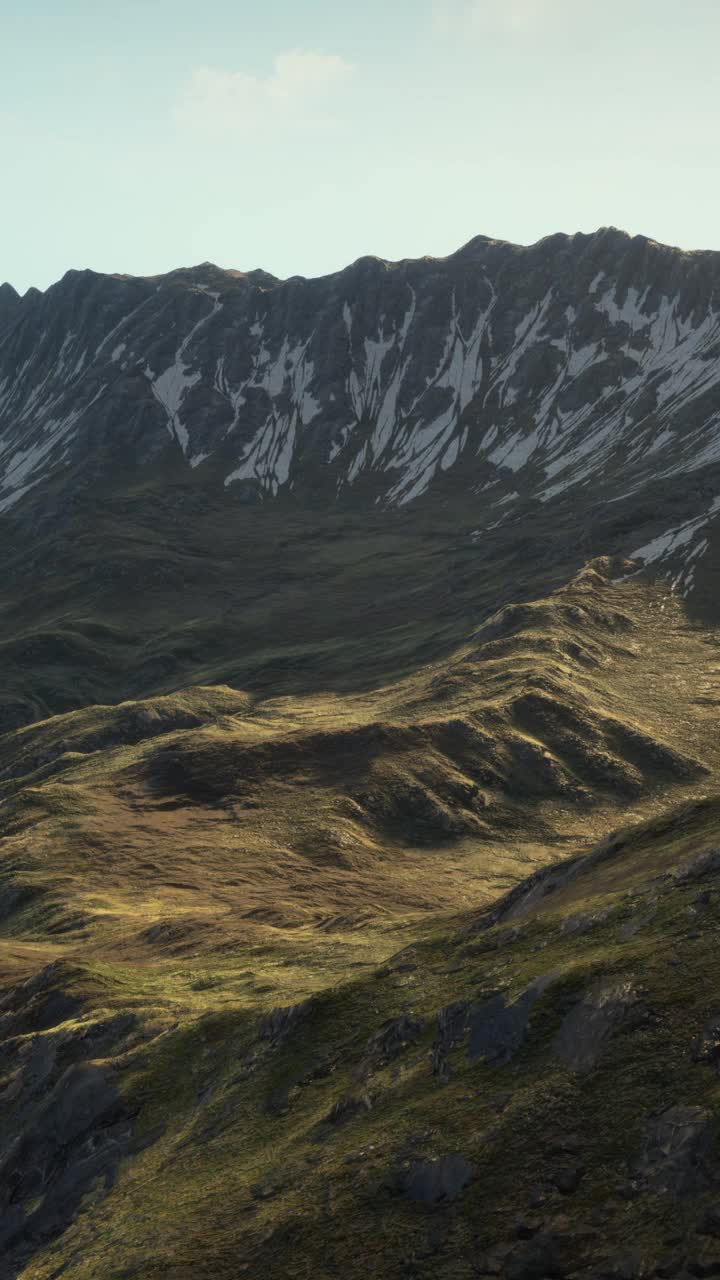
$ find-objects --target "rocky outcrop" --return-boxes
[361,1014,425,1074]
[387,1154,477,1205]
[0,963,138,1278]
[638,1106,716,1196]
[553,979,638,1073]
[432,971,557,1079]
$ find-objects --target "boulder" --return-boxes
[553,979,636,1073]
[638,1106,716,1196]
[391,1154,477,1206]
[432,971,558,1079]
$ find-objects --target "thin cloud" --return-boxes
[433,0,559,33]
[175,50,353,136]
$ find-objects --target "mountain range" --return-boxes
[1,229,719,538]
[2,231,720,1280]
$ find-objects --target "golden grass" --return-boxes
[4,560,720,1277]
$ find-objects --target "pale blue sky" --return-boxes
[2,0,719,293]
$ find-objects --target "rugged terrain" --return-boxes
[2,232,720,1278]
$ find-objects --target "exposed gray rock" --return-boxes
[561,908,611,936]
[468,972,558,1065]
[362,1014,424,1073]
[322,1094,372,1127]
[0,962,82,1038]
[618,912,654,941]
[478,822,715,939]
[432,999,471,1080]
[259,996,319,1049]
[250,1178,287,1201]
[692,1013,720,1066]
[433,972,558,1080]
[675,850,720,884]
[553,979,637,1073]
[0,1032,57,1104]
[391,1154,476,1205]
[0,1062,132,1267]
[0,960,145,1278]
[467,993,527,1064]
[638,1105,716,1196]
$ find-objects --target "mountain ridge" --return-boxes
[6,225,720,299]
[3,224,720,547]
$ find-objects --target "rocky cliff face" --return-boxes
[3,230,720,561]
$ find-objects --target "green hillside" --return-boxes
[3,547,720,1278]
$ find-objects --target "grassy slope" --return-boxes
[16,800,720,1280]
[2,554,720,1276]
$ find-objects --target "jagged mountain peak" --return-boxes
[153,261,273,288]
[2,227,720,605]
[0,280,21,331]
[8,227,718,302]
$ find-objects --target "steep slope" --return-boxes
[7,787,720,1278]
[0,561,719,1276]
[2,230,720,595]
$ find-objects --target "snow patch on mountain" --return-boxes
[0,408,82,510]
[145,294,223,454]
[630,496,720,593]
[3,234,720,556]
